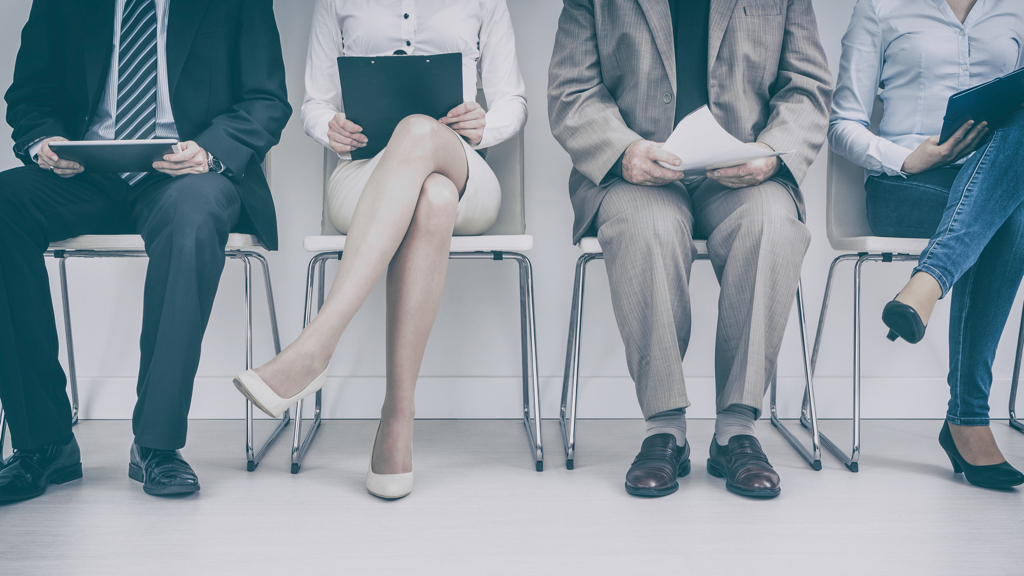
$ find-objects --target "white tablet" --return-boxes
[49,140,181,173]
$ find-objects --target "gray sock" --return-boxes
[646,408,687,446]
[715,404,758,446]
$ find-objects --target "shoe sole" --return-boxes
[624,459,691,498]
[129,463,201,496]
[232,378,277,418]
[0,462,83,504]
[706,458,781,499]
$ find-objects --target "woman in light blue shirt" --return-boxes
[831,0,1024,489]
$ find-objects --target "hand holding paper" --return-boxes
[657,106,788,178]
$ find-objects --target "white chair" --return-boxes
[0,162,289,472]
[812,147,1024,470]
[289,128,544,473]
[559,237,822,471]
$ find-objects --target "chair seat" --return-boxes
[47,233,265,252]
[578,236,708,256]
[827,235,928,255]
[303,234,534,254]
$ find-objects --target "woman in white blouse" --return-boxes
[830,0,1024,489]
[233,0,527,499]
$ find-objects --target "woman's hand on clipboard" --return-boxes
[440,102,486,147]
[328,114,368,154]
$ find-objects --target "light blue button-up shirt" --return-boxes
[829,0,1023,177]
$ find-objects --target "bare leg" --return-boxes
[254,116,468,397]
[894,272,943,326]
[372,174,459,474]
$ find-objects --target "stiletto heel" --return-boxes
[882,299,926,344]
[946,454,963,474]
[938,421,1024,489]
[366,423,414,500]
[233,366,329,418]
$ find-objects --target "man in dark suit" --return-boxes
[0,0,291,502]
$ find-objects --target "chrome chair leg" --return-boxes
[769,281,822,470]
[507,253,543,471]
[0,407,6,459]
[1009,306,1024,434]
[560,253,601,470]
[233,252,290,472]
[57,256,80,425]
[291,253,331,474]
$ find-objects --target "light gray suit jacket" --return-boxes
[547,0,834,243]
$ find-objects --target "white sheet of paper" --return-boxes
[657,106,787,176]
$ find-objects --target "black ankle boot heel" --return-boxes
[938,422,1024,489]
[882,300,926,344]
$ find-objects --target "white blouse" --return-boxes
[829,0,1024,177]
[301,0,528,158]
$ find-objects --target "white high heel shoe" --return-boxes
[232,366,329,418]
[365,423,414,500]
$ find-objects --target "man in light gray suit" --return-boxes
[548,0,832,499]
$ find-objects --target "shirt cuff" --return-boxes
[880,142,914,178]
[28,137,51,163]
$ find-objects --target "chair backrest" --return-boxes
[826,98,884,245]
[320,89,526,236]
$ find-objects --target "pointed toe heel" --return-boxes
[939,421,1024,489]
[366,424,414,500]
[882,300,926,344]
[233,366,329,418]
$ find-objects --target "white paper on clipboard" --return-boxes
[657,106,787,176]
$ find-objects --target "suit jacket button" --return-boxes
[663,92,673,104]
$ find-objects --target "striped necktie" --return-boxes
[115,0,158,185]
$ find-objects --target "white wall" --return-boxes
[1,0,1020,422]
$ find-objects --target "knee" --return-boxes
[611,208,694,260]
[390,114,447,158]
[413,173,459,224]
[730,200,810,256]
[151,175,238,243]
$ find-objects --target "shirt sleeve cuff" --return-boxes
[880,143,914,177]
[28,137,50,163]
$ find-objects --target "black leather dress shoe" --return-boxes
[0,436,82,504]
[624,434,690,497]
[707,435,780,499]
[129,443,200,496]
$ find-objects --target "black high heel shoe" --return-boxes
[882,299,927,343]
[938,421,1024,489]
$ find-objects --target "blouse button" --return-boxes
[406,40,411,46]
[960,65,968,71]
[404,13,409,19]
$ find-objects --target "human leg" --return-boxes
[371,174,460,477]
[131,173,241,450]
[250,116,470,400]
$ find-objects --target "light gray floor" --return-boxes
[1,419,1022,575]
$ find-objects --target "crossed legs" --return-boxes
[253,115,467,474]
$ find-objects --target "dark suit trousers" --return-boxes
[0,166,240,451]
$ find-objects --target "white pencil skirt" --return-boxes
[326,135,501,236]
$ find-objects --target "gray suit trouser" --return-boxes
[593,176,810,419]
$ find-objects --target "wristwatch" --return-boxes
[207,152,225,174]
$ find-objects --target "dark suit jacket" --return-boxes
[4,0,292,250]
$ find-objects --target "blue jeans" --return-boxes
[865,110,1024,426]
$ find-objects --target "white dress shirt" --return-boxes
[829,0,1024,177]
[31,0,178,162]
[301,0,528,159]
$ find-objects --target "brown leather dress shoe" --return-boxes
[707,435,780,499]
[624,434,690,497]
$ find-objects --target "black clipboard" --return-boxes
[940,68,1024,144]
[337,53,464,160]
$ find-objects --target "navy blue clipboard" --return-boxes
[337,53,463,160]
[940,68,1024,144]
